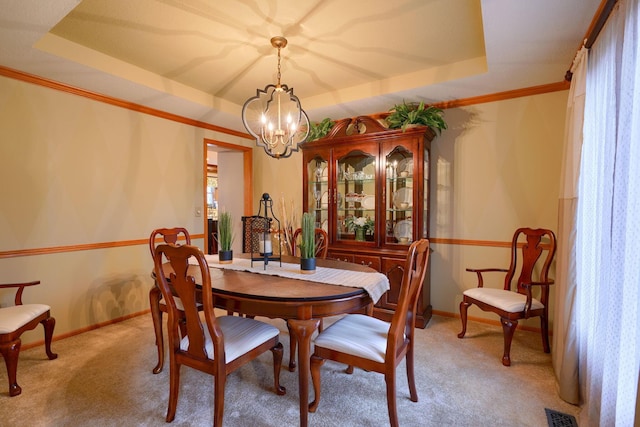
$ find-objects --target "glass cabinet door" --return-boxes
[336,150,376,243]
[306,155,329,233]
[385,146,414,245]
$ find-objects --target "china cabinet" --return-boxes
[300,116,434,327]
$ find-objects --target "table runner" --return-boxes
[190,255,390,303]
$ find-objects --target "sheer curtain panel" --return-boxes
[553,45,588,405]
[576,0,640,425]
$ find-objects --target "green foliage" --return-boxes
[298,212,316,259]
[217,211,235,251]
[307,118,335,141]
[386,101,447,134]
[345,216,374,234]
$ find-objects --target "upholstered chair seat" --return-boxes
[180,315,280,362]
[462,288,544,313]
[313,314,398,363]
[0,304,51,333]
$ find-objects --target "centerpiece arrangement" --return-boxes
[345,216,374,242]
[298,212,316,273]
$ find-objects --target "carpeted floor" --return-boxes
[1,313,580,426]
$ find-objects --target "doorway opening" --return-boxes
[203,139,253,255]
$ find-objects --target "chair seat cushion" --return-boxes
[463,288,544,312]
[0,304,50,334]
[180,315,279,362]
[313,314,390,363]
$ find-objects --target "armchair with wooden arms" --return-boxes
[457,227,557,366]
[0,280,57,396]
[153,243,285,425]
[309,239,430,427]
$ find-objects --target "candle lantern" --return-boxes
[250,193,282,269]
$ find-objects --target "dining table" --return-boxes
[152,252,390,427]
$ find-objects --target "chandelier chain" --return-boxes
[276,45,282,88]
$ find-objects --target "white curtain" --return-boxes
[576,0,640,425]
[553,44,588,405]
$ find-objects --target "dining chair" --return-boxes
[153,244,285,425]
[309,239,430,427]
[458,227,557,366]
[0,280,57,396]
[287,226,329,371]
[148,227,199,374]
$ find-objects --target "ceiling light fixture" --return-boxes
[242,36,309,159]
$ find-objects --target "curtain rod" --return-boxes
[565,0,619,81]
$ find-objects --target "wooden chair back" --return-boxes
[149,227,191,262]
[504,227,557,304]
[153,244,220,362]
[148,227,194,374]
[387,239,430,358]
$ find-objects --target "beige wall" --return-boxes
[249,90,568,330]
[0,75,250,344]
[251,150,303,226]
[0,73,568,345]
[430,90,568,329]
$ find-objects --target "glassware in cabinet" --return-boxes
[337,149,376,243]
[306,156,329,233]
[385,146,414,246]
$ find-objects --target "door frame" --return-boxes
[203,138,253,253]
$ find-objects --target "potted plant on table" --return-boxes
[298,212,316,274]
[385,101,447,134]
[217,211,235,264]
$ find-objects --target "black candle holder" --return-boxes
[250,193,282,269]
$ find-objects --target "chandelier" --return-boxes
[242,37,309,159]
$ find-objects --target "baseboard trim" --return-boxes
[21,309,151,351]
[432,309,548,334]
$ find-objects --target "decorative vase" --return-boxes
[300,257,316,274]
[219,250,233,264]
[355,228,366,242]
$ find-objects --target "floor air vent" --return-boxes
[545,408,578,427]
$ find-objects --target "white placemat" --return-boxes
[190,255,390,303]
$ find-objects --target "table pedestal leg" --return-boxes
[288,318,320,427]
